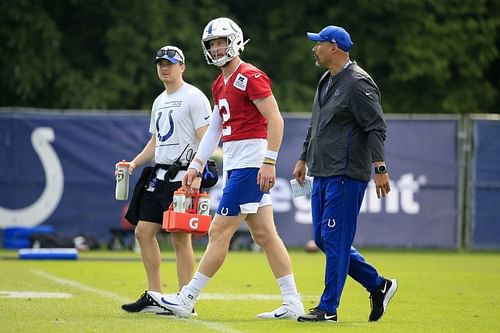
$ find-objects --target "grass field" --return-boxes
[1,249,499,333]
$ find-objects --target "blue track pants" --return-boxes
[311,176,384,313]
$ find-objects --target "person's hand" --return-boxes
[115,160,136,176]
[128,161,137,175]
[182,168,201,195]
[292,160,307,185]
[257,164,276,192]
[374,173,391,198]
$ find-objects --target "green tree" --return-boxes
[229,0,499,114]
[0,0,228,110]
[0,0,498,113]
[344,0,499,114]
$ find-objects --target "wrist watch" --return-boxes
[374,165,387,174]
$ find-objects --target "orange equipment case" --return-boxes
[162,193,212,234]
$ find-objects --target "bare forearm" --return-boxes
[266,111,284,153]
[132,136,155,166]
[255,95,283,153]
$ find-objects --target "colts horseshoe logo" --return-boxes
[0,128,64,227]
[156,110,174,142]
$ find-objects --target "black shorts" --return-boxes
[139,180,182,224]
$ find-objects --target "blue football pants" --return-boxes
[311,176,384,313]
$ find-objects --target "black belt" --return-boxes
[157,163,189,171]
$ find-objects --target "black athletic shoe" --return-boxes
[121,291,172,315]
[369,278,398,322]
[297,308,337,322]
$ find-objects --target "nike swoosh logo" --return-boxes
[274,311,288,318]
[204,115,210,120]
[161,297,180,306]
[381,281,388,293]
[254,73,262,78]
[365,92,372,96]
[324,314,336,320]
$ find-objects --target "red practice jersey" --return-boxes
[212,63,271,142]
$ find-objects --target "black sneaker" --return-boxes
[297,307,337,322]
[121,291,172,315]
[369,278,398,322]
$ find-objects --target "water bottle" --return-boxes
[115,160,130,200]
[173,188,186,212]
[185,195,193,211]
[197,192,210,215]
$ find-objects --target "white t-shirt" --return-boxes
[149,82,211,181]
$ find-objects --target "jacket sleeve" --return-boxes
[299,122,312,161]
[349,78,387,162]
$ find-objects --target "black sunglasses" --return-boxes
[156,49,183,62]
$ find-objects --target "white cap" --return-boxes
[154,45,185,64]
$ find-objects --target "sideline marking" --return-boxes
[32,270,129,303]
[201,293,317,301]
[0,291,71,298]
[32,270,318,302]
[31,270,243,333]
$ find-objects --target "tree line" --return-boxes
[1,0,498,114]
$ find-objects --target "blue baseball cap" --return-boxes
[306,25,353,52]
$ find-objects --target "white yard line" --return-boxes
[31,270,241,333]
[31,269,319,333]
[32,270,318,302]
[0,291,71,298]
[32,270,129,303]
[201,293,318,301]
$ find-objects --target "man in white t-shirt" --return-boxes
[120,45,211,314]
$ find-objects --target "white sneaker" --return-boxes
[147,287,195,318]
[256,300,305,319]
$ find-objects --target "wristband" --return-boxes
[263,161,276,166]
[189,160,203,173]
[264,150,278,161]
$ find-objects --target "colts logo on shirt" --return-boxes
[233,73,248,91]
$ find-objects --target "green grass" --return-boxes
[1,249,499,333]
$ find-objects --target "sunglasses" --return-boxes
[156,49,183,62]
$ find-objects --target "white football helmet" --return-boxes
[201,17,249,67]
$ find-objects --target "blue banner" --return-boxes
[210,117,460,248]
[470,119,500,249]
[1,111,461,249]
[0,111,150,242]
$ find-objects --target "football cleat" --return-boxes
[256,299,305,320]
[147,287,195,318]
[121,291,173,315]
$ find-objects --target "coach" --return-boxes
[292,25,397,323]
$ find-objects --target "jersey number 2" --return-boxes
[218,99,231,136]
